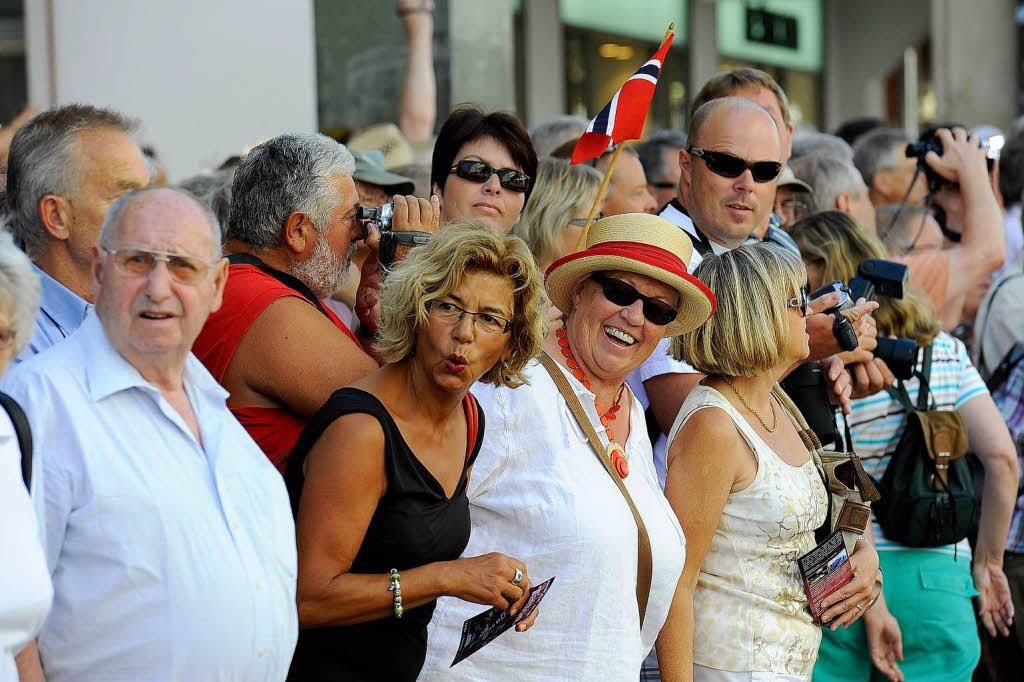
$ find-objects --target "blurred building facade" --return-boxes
[0,0,1018,180]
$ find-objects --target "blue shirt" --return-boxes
[14,264,90,363]
[1,315,298,682]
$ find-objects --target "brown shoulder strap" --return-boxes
[537,351,653,626]
[463,391,479,462]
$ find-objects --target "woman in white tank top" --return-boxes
[659,244,881,682]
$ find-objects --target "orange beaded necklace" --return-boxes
[555,325,630,478]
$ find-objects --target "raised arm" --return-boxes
[229,298,379,418]
[397,0,436,143]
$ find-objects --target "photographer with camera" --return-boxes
[192,133,439,472]
[791,210,1018,682]
[857,128,1005,332]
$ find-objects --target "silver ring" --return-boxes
[512,568,523,585]
[854,603,864,613]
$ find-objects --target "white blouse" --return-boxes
[0,407,52,682]
[419,358,686,681]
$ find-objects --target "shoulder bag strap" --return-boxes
[537,351,653,626]
[463,392,479,462]
[978,271,1024,373]
[227,252,332,319]
[915,344,934,411]
[0,391,32,490]
[986,342,1024,392]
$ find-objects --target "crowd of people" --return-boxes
[2,16,1024,682]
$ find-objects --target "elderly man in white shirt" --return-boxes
[2,186,298,682]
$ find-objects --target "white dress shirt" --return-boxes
[0,407,52,682]
[1,314,297,682]
[419,359,686,681]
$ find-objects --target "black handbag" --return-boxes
[872,345,978,548]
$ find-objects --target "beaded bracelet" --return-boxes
[389,568,404,619]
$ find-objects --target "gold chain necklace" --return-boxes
[720,375,778,433]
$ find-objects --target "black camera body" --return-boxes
[810,259,919,380]
[905,133,946,193]
[357,203,433,269]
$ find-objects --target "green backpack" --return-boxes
[872,345,978,547]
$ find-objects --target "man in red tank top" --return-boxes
[193,132,438,471]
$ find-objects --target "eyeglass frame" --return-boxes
[788,285,811,317]
[100,245,222,284]
[589,272,679,326]
[425,299,513,334]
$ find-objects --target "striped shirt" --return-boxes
[838,332,987,556]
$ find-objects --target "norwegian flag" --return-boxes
[571,30,675,165]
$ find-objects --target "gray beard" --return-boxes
[292,234,355,299]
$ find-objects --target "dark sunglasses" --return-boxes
[787,284,810,316]
[591,273,678,326]
[688,147,782,183]
[449,160,532,193]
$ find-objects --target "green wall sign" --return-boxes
[716,0,822,71]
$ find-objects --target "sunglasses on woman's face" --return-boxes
[788,284,811,317]
[687,147,782,183]
[590,273,678,326]
[448,160,532,193]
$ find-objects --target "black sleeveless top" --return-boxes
[284,387,483,681]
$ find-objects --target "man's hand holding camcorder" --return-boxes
[355,194,440,346]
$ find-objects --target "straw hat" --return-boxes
[778,164,812,192]
[347,123,415,169]
[544,213,716,336]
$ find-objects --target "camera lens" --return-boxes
[874,337,919,380]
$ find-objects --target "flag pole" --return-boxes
[573,144,623,251]
[573,21,675,252]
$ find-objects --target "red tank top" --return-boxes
[193,262,363,472]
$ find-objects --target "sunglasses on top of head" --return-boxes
[687,147,782,183]
[590,272,678,327]
[449,160,532,193]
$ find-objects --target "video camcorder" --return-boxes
[357,203,433,269]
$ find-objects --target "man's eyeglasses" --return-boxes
[449,160,532,193]
[102,246,220,285]
[590,273,678,326]
[426,299,512,335]
[777,198,808,226]
[687,147,782,183]
[788,285,810,317]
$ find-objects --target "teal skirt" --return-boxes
[813,550,979,682]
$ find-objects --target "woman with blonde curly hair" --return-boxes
[790,211,1017,682]
[283,221,549,681]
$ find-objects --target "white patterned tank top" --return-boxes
[667,384,828,677]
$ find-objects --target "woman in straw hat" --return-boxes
[418,212,716,681]
[663,243,880,682]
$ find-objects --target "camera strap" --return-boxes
[227,253,331,320]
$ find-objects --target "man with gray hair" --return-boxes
[789,154,877,232]
[790,129,854,163]
[5,104,150,362]
[853,127,928,206]
[529,114,589,157]
[192,132,438,471]
[3,186,298,681]
[636,130,688,210]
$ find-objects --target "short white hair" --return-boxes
[0,229,41,356]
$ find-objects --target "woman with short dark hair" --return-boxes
[430,104,538,234]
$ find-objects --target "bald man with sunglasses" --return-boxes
[629,98,880,490]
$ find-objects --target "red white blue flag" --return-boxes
[571,30,676,165]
